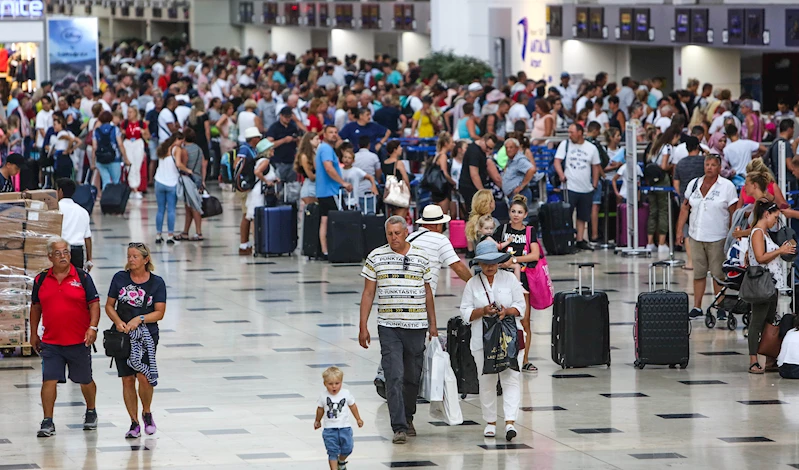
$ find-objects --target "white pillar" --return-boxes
[673,47,682,93]
[400,32,430,63]
[562,41,627,83]
[241,26,271,56]
[269,27,311,56]
[330,30,374,63]
[191,0,242,52]
[679,45,741,97]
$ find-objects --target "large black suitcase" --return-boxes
[363,213,387,254]
[302,202,322,259]
[634,262,690,369]
[551,262,611,368]
[254,204,297,256]
[447,315,479,396]
[327,209,365,263]
[539,196,576,255]
[100,183,131,214]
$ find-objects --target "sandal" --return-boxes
[483,424,496,438]
[748,363,764,374]
[522,363,538,373]
[173,233,188,241]
[765,362,779,372]
[189,234,204,241]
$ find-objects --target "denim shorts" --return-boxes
[322,427,353,460]
[592,180,604,204]
[41,343,93,384]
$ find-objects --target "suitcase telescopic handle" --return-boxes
[648,261,671,292]
[569,262,598,295]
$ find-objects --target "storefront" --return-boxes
[0,0,46,100]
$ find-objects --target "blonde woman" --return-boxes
[186,96,211,163]
[105,242,167,439]
[295,131,319,205]
[430,131,456,214]
[465,189,497,256]
[122,107,150,199]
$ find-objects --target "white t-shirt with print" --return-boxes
[317,389,355,429]
[406,228,460,296]
[555,139,600,194]
[685,176,738,242]
[724,139,760,178]
[35,110,54,148]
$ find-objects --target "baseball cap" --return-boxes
[279,106,293,117]
[467,83,483,93]
[560,72,570,79]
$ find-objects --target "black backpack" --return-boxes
[95,125,116,164]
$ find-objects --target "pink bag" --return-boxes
[449,220,467,249]
[525,226,554,309]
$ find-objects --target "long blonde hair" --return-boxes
[465,189,495,241]
[188,96,205,126]
[125,243,155,272]
[746,158,774,184]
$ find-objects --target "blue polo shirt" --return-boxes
[315,142,342,198]
[338,121,387,152]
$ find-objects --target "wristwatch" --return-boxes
[512,257,517,264]
[139,315,146,323]
[89,326,99,332]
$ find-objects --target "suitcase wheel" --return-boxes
[704,313,716,329]
[634,360,645,370]
[679,362,688,369]
[669,364,676,369]
[727,316,737,331]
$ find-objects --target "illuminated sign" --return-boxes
[0,0,44,18]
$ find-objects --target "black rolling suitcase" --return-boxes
[302,202,322,259]
[327,209,365,263]
[551,262,611,368]
[539,189,576,255]
[447,315,479,396]
[362,196,386,254]
[634,262,690,369]
[100,182,131,215]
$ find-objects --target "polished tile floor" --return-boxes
[2,190,799,470]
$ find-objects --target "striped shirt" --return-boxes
[361,245,432,329]
[406,229,460,295]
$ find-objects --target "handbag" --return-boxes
[383,165,411,208]
[524,226,554,310]
[428,364,464,425]
[739,265,777,304]
[421,157,450,195]
[420,338,447,402]
[201,195,223,218]
[769,220,797,262]
[758,321,782,358]
[103,328,131,360]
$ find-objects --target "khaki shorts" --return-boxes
[691,238,726,281]
[236,191,248,213]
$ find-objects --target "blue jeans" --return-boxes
[96,162,122,189]
[155,181,177,234]
[322,427,353,461]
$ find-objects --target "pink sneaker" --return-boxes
[142,413,157,435]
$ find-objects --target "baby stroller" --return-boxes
[705,260,752,333]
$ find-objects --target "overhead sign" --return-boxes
[47,17,99,93]
[0,0,44,18]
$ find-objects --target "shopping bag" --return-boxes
[482,315,520,374]
[525,229,554,309]
[420,338,447,402]
[429,364,464,426]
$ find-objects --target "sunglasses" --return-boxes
[129,242,146,248]
[403,256,410,271]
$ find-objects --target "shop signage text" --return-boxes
[517,16,552,80]
[0,0,44,19]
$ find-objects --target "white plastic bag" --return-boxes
[429,364,463,426]
[420,339,447,402]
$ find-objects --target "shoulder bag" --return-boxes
[739,230,777,304]
[384,164,411,208]
[524,226,554,309]
[421,155,450,195]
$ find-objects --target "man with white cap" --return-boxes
[449,83,483,132]
[237,127,267,255]
[407,205,472,295]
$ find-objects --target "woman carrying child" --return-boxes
[492,194,541,372]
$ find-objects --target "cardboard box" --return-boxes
[25,254,52,274]
[25,190,58,210]
[25,211,63,237]
[0,292,31,307]
[0,330,25,345]
[0,249,24,269]
[23,235,49,255]
[0,305,27,321]
[0,203,31,223]
[0,193,23,203]
[0,318,24,331]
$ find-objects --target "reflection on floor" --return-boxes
[1,191,798,470]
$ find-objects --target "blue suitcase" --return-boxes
[73,170,98,215]
[254,204,297,256]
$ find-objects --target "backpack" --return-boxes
[643,163,665,186]
[234,145,257,192]
[587,136,610,169]
[95,125,117,164]
[220,149,236,184]
[400,96,414,119]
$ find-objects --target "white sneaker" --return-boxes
[483,424,496,438]
[133,192,143,200]
[658,245,670,255]
[646,244,657,252]
[505,424,517,441]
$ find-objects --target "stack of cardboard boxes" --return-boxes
[0,190,61,348]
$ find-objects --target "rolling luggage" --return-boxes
[302,202,322,259]
[449,201,467,249]
[73,170,98,215]
[551,262,611,368]
[254,204,297,256]
[634,262,690,369]
[446,315,479,396]
[616,202,649,247]
[363,212,387,254]
[539,189,576,255]
[100,178,131,215]
[327,209,365,263]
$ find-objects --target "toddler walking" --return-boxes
[314,367,363,470]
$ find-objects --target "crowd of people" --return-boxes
[7,38,799,464]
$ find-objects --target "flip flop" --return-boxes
[522,363,538,373]
[188,234,204,241]
[748,363,764,374]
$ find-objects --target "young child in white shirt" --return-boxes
[314,367,363,470]
[338,142,378,211]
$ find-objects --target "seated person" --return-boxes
[778,315,799,379]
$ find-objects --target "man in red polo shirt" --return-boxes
[29,237,101,438]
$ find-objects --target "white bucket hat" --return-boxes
[243,127,261,140]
